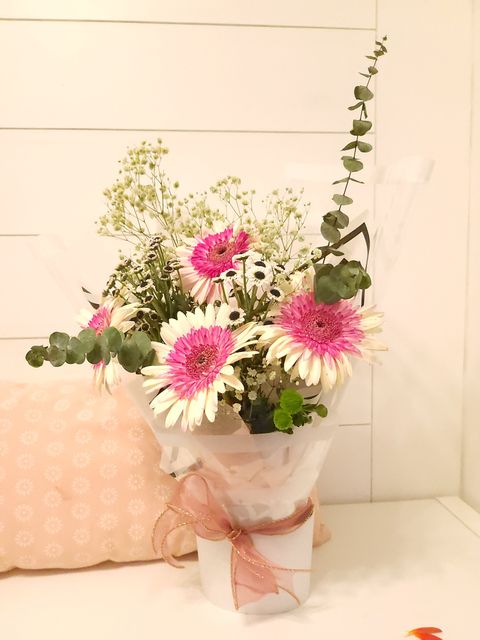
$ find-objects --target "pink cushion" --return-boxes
[0,381,195,571]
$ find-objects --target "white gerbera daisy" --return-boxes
[176,227,250,304]
[77,296,139,392]
[141,304,258,431]
[261,292,386,391]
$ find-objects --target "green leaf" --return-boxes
[103,327,122,353]
[86,341,104,365]
[333,194,353,206]
[321,222,341,243]
[66,337,85,364]
[359,73,370,78]
[354,85,373,101]
[292,412,307,427]
[325,210,349,229]
[335,211,350,229]
[314,275,341,304]
[279,389,304,414]
[49,332,69,350]
[273,408,293,432]
[332,177,349,185]
[47,345,67,367]
[97,334,111,366]
[341,141,357,151]
[350,119,372,136]
[25,346,47,368]
[366,55,376,60]
[368,66,378,74]
[348,102,363,111]
[313,404,328,418]
[323,247,344,257]
[342,156,364,172]
[78,328,96,352]
[132,331,151,357]
[357,141,373,152]
[314,263,333,278]
[141,349,156,368]
[118,340,141,373]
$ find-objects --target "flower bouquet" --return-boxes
[26,38,388,613]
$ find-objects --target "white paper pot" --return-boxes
[190,422,335,613]
[127,380,337,614]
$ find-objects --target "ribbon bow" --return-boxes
[153,473,314,610]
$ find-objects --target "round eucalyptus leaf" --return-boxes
[103,327,122,353]
[25,346,47,368]
[332,194,353,206]
[350,120,372,136]
[118,340,141,373]
[78,328,96,353]
[47,345,67,367]
[354,85,374,101]
[321,222,341,243]
[342,157,364,173]
[49,332,70,349]
[357,141,373,153]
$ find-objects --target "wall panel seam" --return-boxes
[0,17,375,31]
[460,0,476,498]
[0,128,373,135]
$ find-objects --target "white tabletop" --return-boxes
[1,497,479,640]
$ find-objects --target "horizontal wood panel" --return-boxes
[0,0,376,28]
[0,22,375,130]
[0,235,122,337]
[0,130,374,235]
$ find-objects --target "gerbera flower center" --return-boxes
[166,325,235,398]
[207,241,237,265]
[185,344,219,378]
[87,307,111,335]
[304,310,343,342]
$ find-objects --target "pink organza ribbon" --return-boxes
[152,473,314,610]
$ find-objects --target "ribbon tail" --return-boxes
[152,507,195,568]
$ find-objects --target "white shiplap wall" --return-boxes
[0,1,473,504]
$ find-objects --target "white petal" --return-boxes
[219,374,244,391]
[203,304,216,327]
[165,399,185,428]
[307,355,322,386]
[160,323,179,346]
[298,351,310,380]
[220,365,234,376]
[226,351,257,364]
[204,388,218,423]
[215,304,231,327]
[175,312,192,333]
[284,348,303,372]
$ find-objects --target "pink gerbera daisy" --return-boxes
[141,304,258,431]
[176,227,250,303]
[77,296,139,391]
[261,292,386,390]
